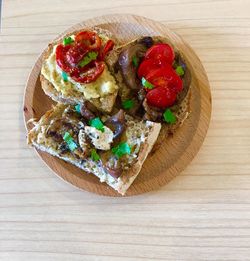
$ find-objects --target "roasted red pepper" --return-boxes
[75,31,102,50]
[55,31,113,84]
[55,44,72,73]
[71,61,105,84]
[99,40,115,60]
[65,42,89,67]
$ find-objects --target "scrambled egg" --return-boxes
[41,44,118,100]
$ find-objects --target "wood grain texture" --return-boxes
[1,0,250,260]
[23,14,211,196]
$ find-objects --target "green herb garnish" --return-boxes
[163,109,176,124]
[63,132,78,151]
[75,104,81,114]
[175,65,185,76]
[79,51,98,67]
[112,142,131,158]
[63,37,74,46]
[62,71,68,82]
[91,149,100,161]
[132,55,139,67]
[89,117,104,132]
[142,77,154,89]
[122,99,134,110]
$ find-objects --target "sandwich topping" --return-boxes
[41,30,118,100]
[116,37,190,123]
[28,104,156,182]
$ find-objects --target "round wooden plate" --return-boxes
[23,14,211,197]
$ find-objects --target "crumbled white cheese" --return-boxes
[84,126,114,150]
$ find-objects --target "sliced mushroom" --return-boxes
[58,142,69,154]
[46,130,62,142]
[118,43,147,90]
[142,99,163,122]
[105,155,122,179]
[80,101,97,120]
[105,109,126,140]
[138,36,154,48]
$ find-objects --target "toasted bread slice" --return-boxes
[27,104,161,195]
[40,27,119,113]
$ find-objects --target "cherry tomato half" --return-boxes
[71,61,105,84]
[55,44,72,73]
[75,31,102,50]
[146,86,177,109]
[144,43,175,65]
[146,65,183,93]
[137,58,169,79]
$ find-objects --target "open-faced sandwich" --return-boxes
[27,27,191,195]
[28,104,161,195]
[106,36,191,131]
[40,28,119,113]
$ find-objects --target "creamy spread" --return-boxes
[41,36,118,100]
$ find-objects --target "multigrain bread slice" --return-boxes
[106,36,192,133]
[40,27,120,113]
[27,104,161,195]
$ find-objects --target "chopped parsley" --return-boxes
[63,37,74,46]
[112,142,131,158]
[63,132,78,151]
[79,51,98,67]
[91,149,100,161]
[89,117,104,132]
[62,71,68,82]
[163,109,176,124]
[122,99,134,110]
[175,65,185,76]
[132,55,139,67]
[142,77,154,89]
[75,104,81,114]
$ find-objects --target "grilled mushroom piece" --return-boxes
[142,99,163,121]
[105,109,126,140]
[105,155,122,179]
[118,43,147,90]
[138,36,154,48]
[80,101,98,120]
